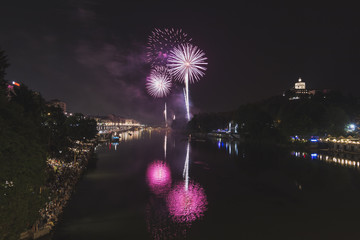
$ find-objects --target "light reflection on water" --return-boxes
[106,128,160,151]
[52,129,360,239]
[291,151,360,168]
[166,180,207,224]
[210,136,360,170]
[145,131,208,239]
[146,161,172,196]
[213,137,239,156]
[113,129,145,143]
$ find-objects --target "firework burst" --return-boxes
[147,28,192,66]
[146,66,172,98]
[167,43,208,83]
[167,43,207,120]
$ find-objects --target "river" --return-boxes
[48,129,360,240]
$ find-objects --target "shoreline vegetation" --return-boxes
[184,91,360,153]
[190,131,328,152]
[20,141,96,240]
[1,48,96,240]
[191,131,360,159]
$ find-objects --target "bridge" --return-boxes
[96,123,146,142]
[97,122,143,133]
[91,114,145,142]
[91,114,144,133]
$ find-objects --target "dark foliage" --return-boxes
[187,91,360,143]
[0,48,97,239]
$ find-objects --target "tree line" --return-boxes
[187,89,360,143]
[0,48,98,240]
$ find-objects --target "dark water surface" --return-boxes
[50,129,360,240]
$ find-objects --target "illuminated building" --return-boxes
[92,114,142,132]
[294,78,307,93]
[283,77,315,100]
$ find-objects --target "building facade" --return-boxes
[284,77,314,100]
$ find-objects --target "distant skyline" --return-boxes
[1,1,359,123]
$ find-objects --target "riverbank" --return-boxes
[189,131,333,151]
[19,141,96,240]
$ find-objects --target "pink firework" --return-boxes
[147,28,192,66]
[146,160,172,196]
[167,43,208,84]
[146,66,172,98]
[166,181,208,223]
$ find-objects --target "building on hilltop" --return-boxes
[283,77,315,100]
[283,77,333,101]
[294,78,307,93]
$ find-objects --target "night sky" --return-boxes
[1,1,359,124]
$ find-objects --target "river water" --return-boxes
[50,129,360,240]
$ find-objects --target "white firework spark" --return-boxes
[167,43,207,121]
[146,66,172,98]
[147,28,192,66]
[167,43,208,84]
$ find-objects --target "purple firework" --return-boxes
[147,28,192,66]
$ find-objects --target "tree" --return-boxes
[0,48,9,83]
[234,104,283,142]
[187,112,230,133]
[43,105,70,158]
[0,48,98,239]
[65,113,98,141]
[0,48,10,97]
[0,49,48,239]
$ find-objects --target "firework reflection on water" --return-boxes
[166,180,208,224]
[146,160,172,196]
